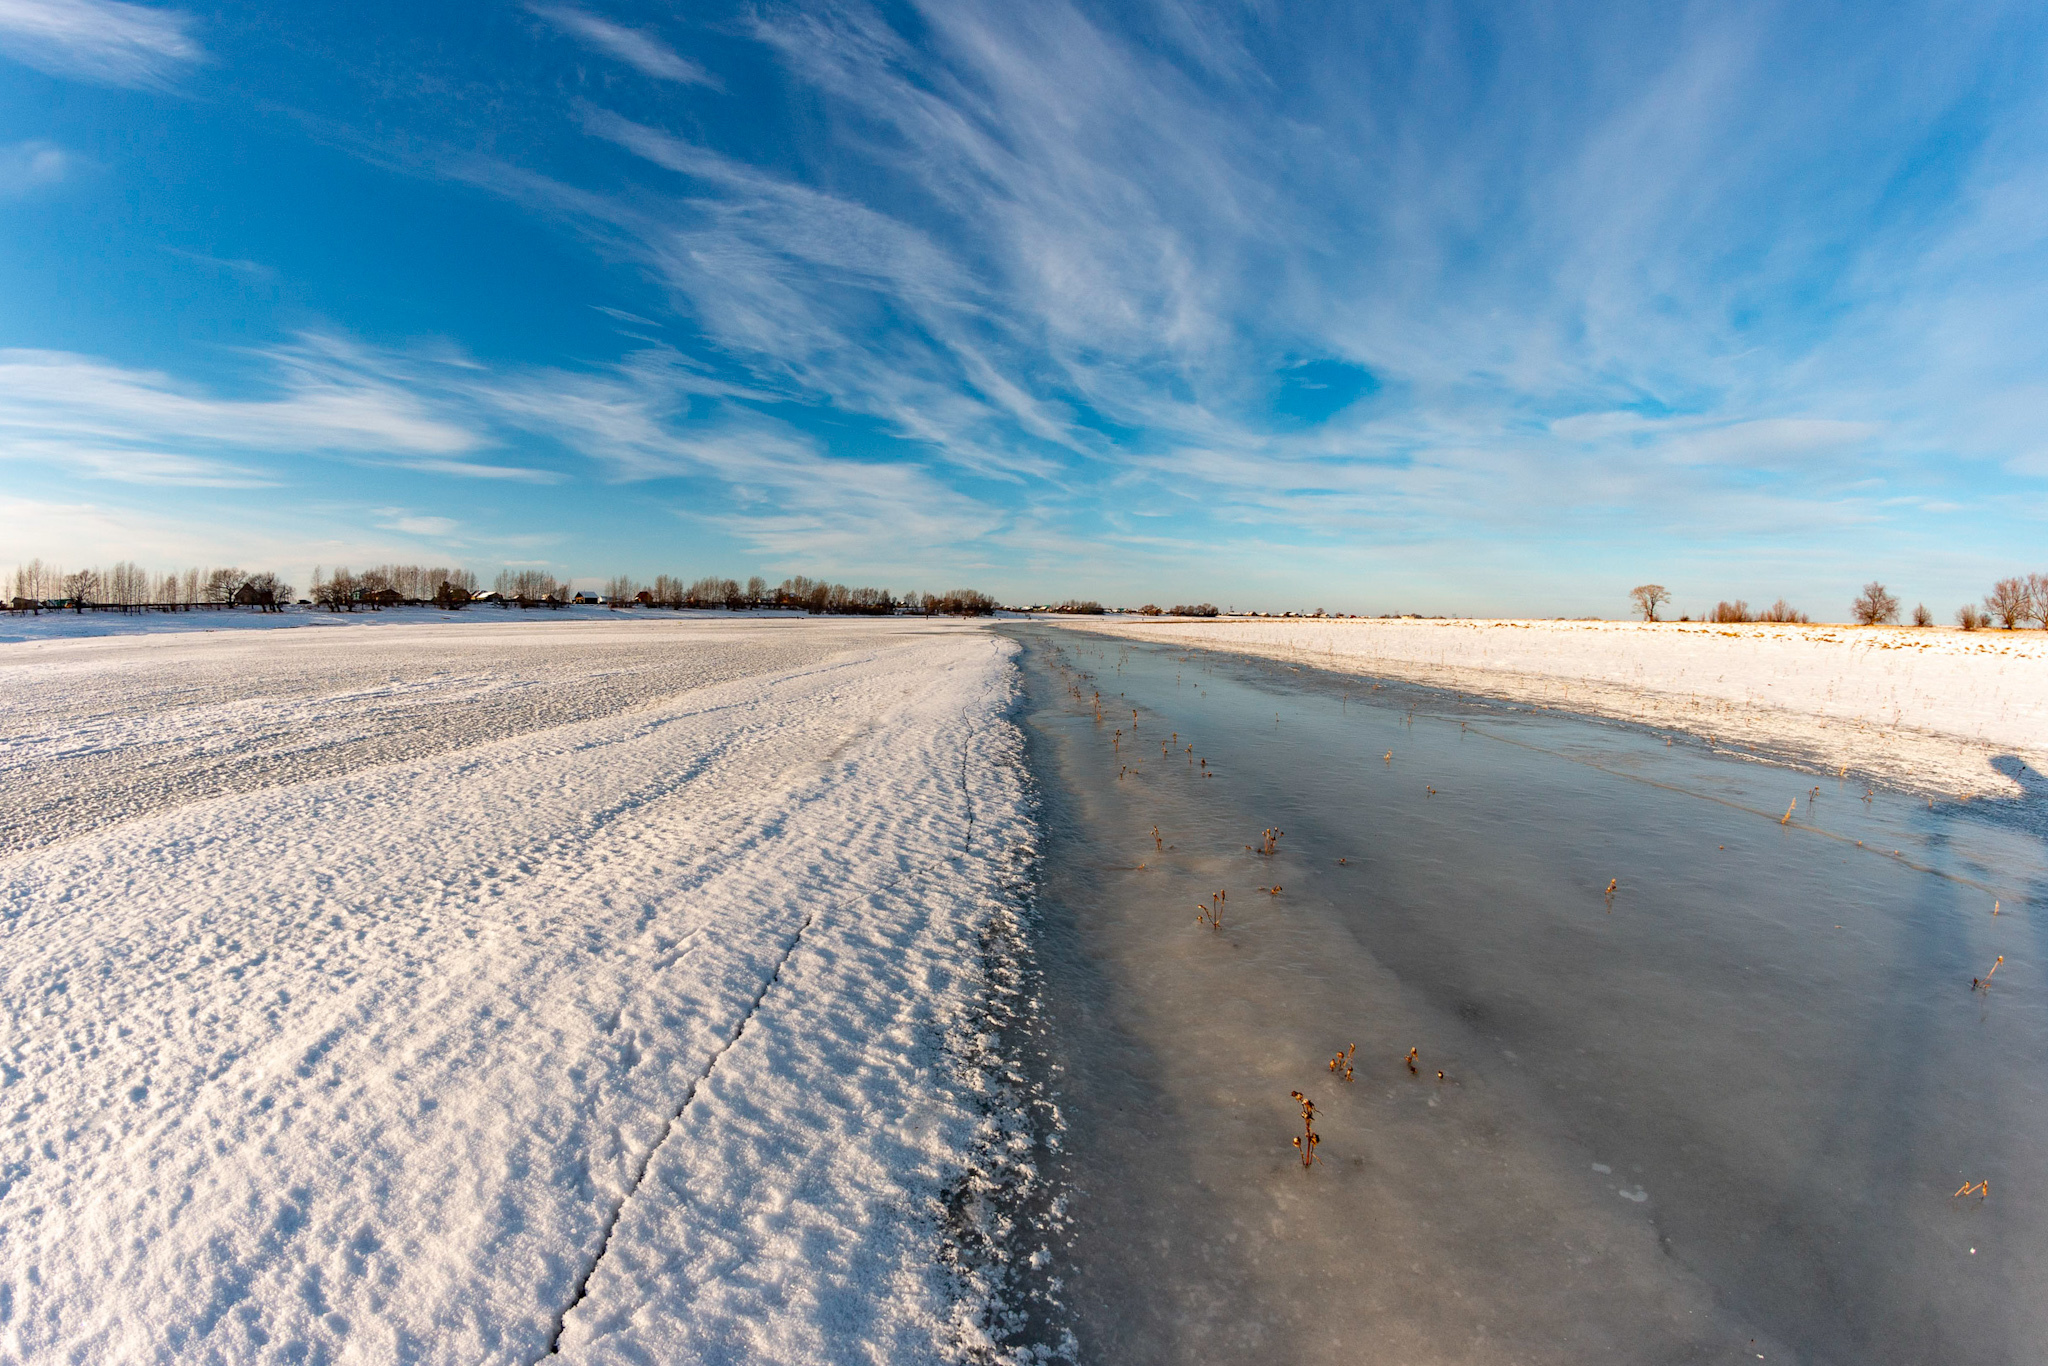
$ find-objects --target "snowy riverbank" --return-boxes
[1056,617,2048,798]
[0,618,1046,1364]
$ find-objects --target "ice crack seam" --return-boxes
[538,726,988,1360]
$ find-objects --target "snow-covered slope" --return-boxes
[1056,616,2048,797]
[0,618,1044,1365]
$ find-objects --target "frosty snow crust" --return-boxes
[0,618,1057,1364]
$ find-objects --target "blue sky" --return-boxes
[2,0,2045,616]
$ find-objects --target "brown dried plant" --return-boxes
[1404,1047,1419,1075]
[1954,1180,1990,1198]
[1290,1091,1320,1167]
[1328,1044,1356,1082]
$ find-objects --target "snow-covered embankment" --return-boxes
[1058,616,2048,797]
[0,618,1046,1364]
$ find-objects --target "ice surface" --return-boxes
[1013,627,2048,1364]
[1059,616,2048,798]
[0,617,1042,1365]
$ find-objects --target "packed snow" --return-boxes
[1059,616,2048,797]
[0,616,1048,1365]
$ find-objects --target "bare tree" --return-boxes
[1851,581,1899,626]
[1956,604,1986,630]
[2029,572,2048,628]
[745,575,767,608]
[1758,598,1809,623]
[1985,577,2030,629]
[62,568,99,609]
[604,575,638,607]
[102,561,149,606]
[241,571,292,611]
[203,567,245,604]
[928,589,998,616]
[492,568,556,605]
[1709,600,1752,623]
[315,568,359,612]
[1911,602,1933,627]
[12,559,46,602]
[1629,584,1669,622]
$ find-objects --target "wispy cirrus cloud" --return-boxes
[0,337,1004,566]
[528,4,718,88]
[0,0,201,88]
[0,139,70,195]
[0,343,551,485]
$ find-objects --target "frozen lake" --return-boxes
[1012,625,2048,1366]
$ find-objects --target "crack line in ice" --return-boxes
[538,727,988,1361]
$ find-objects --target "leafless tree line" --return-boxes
[310,565,480,612]
[1974,573,2048,630]
[1707,599,1811,623]
[1635,575,2048,628]
[597,574,997,616]
[8,559,292,612]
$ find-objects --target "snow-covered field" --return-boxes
[1058,616,2048,797]
[0,617,1046,1364]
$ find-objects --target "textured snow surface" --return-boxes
[0,605,792,648]
[0,618,1040,1365]
[1059,616,2048,796]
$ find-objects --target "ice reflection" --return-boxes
[1013,626,2047,1366]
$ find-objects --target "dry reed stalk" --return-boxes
[1955,1180,1990,1198]
[1328,1045,1355,1082]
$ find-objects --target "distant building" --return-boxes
[233,581,276,608]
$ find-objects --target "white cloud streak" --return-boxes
[0,344,553,485]
[528,4,718,87]
[0,0,201,88]
[0,139,70,195]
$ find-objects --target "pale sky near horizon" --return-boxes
[2,0,2045,617]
